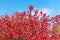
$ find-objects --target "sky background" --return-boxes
[0,0,60,17]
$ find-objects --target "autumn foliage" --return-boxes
[0,5,60,40]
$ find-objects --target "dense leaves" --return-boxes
[0,5,60,40]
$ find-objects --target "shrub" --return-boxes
[0,5,60,40]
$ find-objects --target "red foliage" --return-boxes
[0,5,60,40]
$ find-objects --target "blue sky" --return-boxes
[0,0,60,17]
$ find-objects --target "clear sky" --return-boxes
[0,0,60,17]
